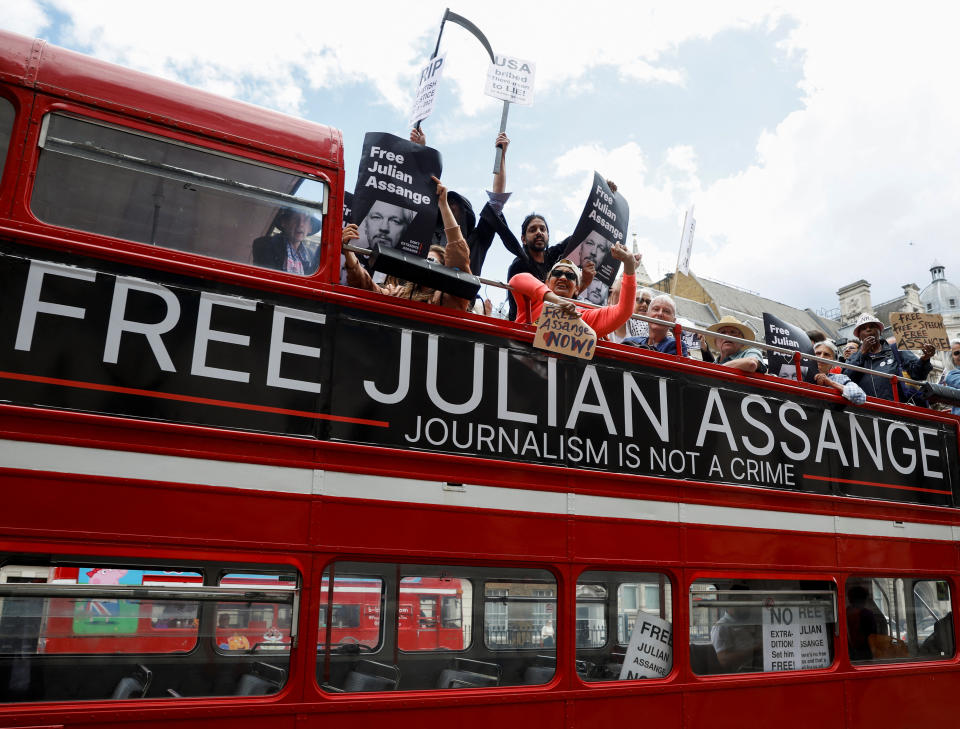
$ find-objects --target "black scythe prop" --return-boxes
[420,9,510,174]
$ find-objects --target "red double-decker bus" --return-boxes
[1,28,959,729]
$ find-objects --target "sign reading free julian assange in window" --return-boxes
[327,310,960,507]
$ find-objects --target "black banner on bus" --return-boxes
[0,244,957,508]
[326,313,959,507]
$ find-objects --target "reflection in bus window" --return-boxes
[318,563,555,693]
[690,578,836,675]
[0,561,297,702]
[0,97,14,181]
[483,580,555,650]
[577,571,673,682]
[31,114,326,273]
[318,574,385,653]
[215,572,296,653]
[846,577,953,663]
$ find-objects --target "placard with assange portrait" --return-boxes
[565,172,630,299]
[351,132,442,258]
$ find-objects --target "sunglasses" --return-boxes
[549,269,578,282]
[953,350,960,357]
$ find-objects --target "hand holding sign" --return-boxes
[890,312,950,352]
[533,305,596,360]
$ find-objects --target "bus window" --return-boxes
[318,563,555,692]
[846,577,954,663]
[0,96,14,181]
[690,578,836,676]
[577,571,673,682]
[31,113,327,273]
[0,561,297,702]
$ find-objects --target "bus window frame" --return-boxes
[11,97,340,286]
[687,571,840,679]
[573,567,677,686]
[0,86,32,218]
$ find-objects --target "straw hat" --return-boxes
[706,315,755,350]
[852,312,883,339]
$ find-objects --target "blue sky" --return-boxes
[5,1,960,316]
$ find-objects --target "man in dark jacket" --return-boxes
[843,313,934,401]
[251,207,321,275]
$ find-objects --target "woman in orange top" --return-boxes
[509,244,637,338]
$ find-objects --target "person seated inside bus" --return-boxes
[341,176,473,311]
[921,612,955,657]
[813,339,866,404]
[705,315,767,373]
[508,245,637,338]
[621,293,689,356]
[846,585,879,661]
[711,584,762,672]
[251,207,322,275]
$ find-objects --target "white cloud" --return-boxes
[0,2,49,36]
[12,0,960,315]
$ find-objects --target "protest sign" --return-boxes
[339,191,355,285]
[677,206,696,276]
[890,312,950,350]
[619,613,673,680]
[566,173,630,306]
[484,54,536,105]
[409,54,446,128]
[762,602,831,672]
[342,191,353,227]
[351,132,442,259]
[533,306,597,360]
[677,317,700,351]
[763,312,817,383]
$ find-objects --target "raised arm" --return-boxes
[492,133,509,194]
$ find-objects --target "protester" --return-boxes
[813,340,866,404]
[410,127,511,277]
[706,316,766,373]
[806,329,827,345]
[508,244,636,338]
[251,207,321,274]
[603,272,648,343]
[840,339,859,362]
[496,180,616,320]
[843,313,933,402]
[342,176,472,311]
[622,294,689,356]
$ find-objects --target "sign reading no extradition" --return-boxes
[409,54,446,128]
[762,603,830,672]
[484,54,536,105]
[890,311,950,350]
[533,306,596,360]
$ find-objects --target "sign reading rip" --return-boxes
[533,305,597,360]
[890,311,950,351]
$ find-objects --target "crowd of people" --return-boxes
[250,126,960,412]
